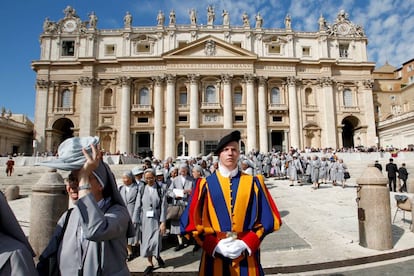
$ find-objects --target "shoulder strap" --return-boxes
[58,208,73,244]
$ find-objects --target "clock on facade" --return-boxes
[63,19,77,32]
[337,22,350,35]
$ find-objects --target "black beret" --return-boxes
[214,130,241,155]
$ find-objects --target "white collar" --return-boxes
[218,164,239,178]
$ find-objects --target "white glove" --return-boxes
[224,239,249,259]
[213,237,233,257]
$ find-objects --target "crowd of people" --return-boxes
[2,133,412,275]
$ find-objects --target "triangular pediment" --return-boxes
[163,35,257,60]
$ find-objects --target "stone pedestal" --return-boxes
[29,169,67,257]
[356,165,393,250]
[407,178,414,194]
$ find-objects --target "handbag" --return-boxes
[344,171,351,179]
[166,204,185,220]
[37,208,73,276]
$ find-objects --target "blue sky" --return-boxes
[1,0,413,121]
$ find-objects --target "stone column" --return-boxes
[188,74,200,157]
[152,76,164,159]
[361,80,377,147]
[119,76,131,154]
[29,169,68,257]
[221,74,233,129]
[78,77,96,137]
[245,74,256,152]
[34,79,49,153]
[320,77,337,148]
[258,77,268,152]
[165,75,176,158]
[356,165,392,250]
[287,77,300,149]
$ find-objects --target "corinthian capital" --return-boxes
[243,74,255,83]
[78,76,97,87]
[187,74,200,84]
[286,76,296,86]
[36,79,49,89]
[151,75,164,86]
[116,76,132,86]
[165,74,176,84]
[221,74,233,84]
[258,76,268,86]
[362,79,373,89]
[319,77,333,87]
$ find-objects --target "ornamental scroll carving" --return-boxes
[78,76,97,87]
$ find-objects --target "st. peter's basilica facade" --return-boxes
[32,6,376,159]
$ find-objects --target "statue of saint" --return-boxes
[255,12,263,28]
[169,10,176,25]
[242,12,250,27]
[190,8,197,24]
[318,14,326,31]
[89,11,97,28]
[157,10,165,26]
[207,5,215,25]
[285,14,291,30]
[124,11,132,28]
[222,10,229,26]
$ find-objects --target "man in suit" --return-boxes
[38,136,134,276]
[386,158,399,192]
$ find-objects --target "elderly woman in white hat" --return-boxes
[37,136,134,276]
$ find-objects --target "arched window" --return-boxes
[205,85,216,103]
[61,89,71,107]
[233,87,242,105]
[139,87,150,105]
[103,88,113,106]
[343,89,353,107]
[270,87,281,104]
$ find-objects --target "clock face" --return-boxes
[63,19,77,32]
[337,23,350,35]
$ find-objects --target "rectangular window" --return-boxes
[233,91,242,105]
[233,42,242,48]
[269,44,281,54]
[178,41,187,48]
[302,46,310,56]
[104,44,115,56]
[137,43,150,53]
[137,117,149,123]
[272,116,282,122]
[179,92,187,105]
[178,116,187,122]
[62,40,75,56]
[409,76,414,84]
[339,44,349,58]
[235,115,244,122]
